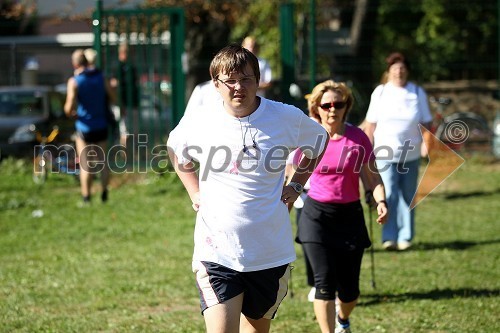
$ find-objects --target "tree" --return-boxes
[374,0,498,82]
[144,0,250,92]
[0,0,37,35]
[19,0,495,91]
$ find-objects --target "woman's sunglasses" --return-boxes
[319,101,346,110]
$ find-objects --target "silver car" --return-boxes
[0,86,74,159]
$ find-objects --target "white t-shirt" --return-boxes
[365,82,433,162]
[184,80,220,115]
[168,98,327,272]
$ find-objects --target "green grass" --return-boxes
[1,156,499,332]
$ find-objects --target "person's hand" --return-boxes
[66,109,77,119]
[376,201,388,224]
[421,142,429,158]
[191,191,200,212]
[281,185,300,205]
[109,77,118,88]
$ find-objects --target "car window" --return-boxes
[0,91,45,117]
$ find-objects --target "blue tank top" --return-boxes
[74,69,108,133]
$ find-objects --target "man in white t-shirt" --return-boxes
[167,44,327,333]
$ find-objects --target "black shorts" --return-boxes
[77,128,108,143]
[298,198,370,302]
[302,242,364,302]
[297,198,371,250]
[193,261,290,320]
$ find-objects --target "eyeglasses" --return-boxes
[319,101,346,110]
[217,76,255,88]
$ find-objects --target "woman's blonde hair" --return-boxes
[307,80,354,123]
[83,48,97,65]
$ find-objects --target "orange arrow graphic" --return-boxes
[410,125,465,209]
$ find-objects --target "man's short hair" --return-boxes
[209,44,260,84]
[72,49,88,67]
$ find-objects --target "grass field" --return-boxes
[0,155,499,332]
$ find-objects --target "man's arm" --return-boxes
[64,77,77,118]
[168,148,200,211]
[281,139,328,206]
[105,78,117,105]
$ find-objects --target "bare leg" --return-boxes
[337,298,357,321]
[94,140,110,193]
[203,293,244,333]
[119,118,129,160]
[313,299,336,333]
[120,133,127,149]
[240,314,271,333]
[75,136,92,199]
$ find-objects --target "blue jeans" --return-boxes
[377,159,420,243]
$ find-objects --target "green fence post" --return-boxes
[169,9,185,128]
[309,0,317,91]
[93,6,185,143]
[280,3,295,105]
[93,0,103,68]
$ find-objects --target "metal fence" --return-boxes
[92,4,185,167]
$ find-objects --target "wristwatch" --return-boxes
[288,182,304,194]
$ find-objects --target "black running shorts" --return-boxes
[193,261,290,320]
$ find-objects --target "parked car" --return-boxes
[0,86,74,159]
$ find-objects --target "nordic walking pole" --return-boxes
[365,190,376,289]
[368,204,376,289]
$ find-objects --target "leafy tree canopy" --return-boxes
[374,0,498,82]
[0,0,37,35]
[146,0,498,85]
[3,0,496,87]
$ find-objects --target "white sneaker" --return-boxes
[335,317,352,333]
[335,326,352,333]
[382,240,397,250]
[307,287,316,302]
[397,241,412,251]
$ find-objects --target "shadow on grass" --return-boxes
[413,238,500,251]
[359,287,500,306]
[371,238,500,253]
[433,187,500,200]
